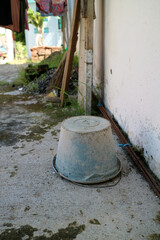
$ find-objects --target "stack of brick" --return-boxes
[30,46,62,61]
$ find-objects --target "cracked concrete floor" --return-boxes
[0,92,160,240]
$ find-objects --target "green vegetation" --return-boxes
[40,50,79,69]
[15,51,78,88]
[40,51,64,69]
[0,81,9,87]
[25,80,39,93]
[15,52,65,87]
[14,31,27,60]
[28,8,45,46]
[14,32,25,45]
[15,41,27,60]
[14,68,29,86]
[28,8,45,30]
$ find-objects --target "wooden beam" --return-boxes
[81,0,88,18]
[60,0,80,107]
[81,0,96,19]
[78,0,94,114]
[61,16,65,47]
[85,0,94,50]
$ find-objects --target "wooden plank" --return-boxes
[81,0,88,18]
[60,0,80,107]
[85,0,94,50]
[78,0,94,114]
[46,52,67,93]
[81,0,96,19]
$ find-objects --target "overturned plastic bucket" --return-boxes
[53,116,121,184]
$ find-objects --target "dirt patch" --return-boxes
[153,211,160,224]
[89,219,101,225]
[147,234,160,240]
[24,206,31,212]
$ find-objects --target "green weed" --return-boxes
[14,69,29,86]
[0,81,9,86]
[15,41,27,60]
[25,81,39,93]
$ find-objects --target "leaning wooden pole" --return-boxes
[60,0,81,107]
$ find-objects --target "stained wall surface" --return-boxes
[94,0,160,179]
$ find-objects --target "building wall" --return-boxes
[62,0,75,48]
[94,0,160,179]
[25,2,62,58]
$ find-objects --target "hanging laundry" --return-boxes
[35,0,51,14]
[52,0,67,16]
[0,1,12,26]
[35,0,67,16]
[0,0,29,32]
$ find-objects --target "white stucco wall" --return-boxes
[25,2,62,58]
[94,0,160,179]
[93,0,104,97]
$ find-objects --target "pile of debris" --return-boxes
[24,67,55,94]
[23,52,78,96]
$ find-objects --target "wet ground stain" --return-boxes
[0,93,81,147]
[0,131,19,146]
[20,125,48,143]
[0,222,85,240]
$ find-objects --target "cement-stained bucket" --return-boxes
[54,116,121,184]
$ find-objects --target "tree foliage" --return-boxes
[27,8,45,29]
[27,8,45,46]
[14,32,25,44]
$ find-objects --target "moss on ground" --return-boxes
[0,225,37,240]
[153,211,160,224]
[147,234,160,240]
[0,222,85,240]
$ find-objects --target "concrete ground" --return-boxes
[0,62,28,83]
[0,64,160,240]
